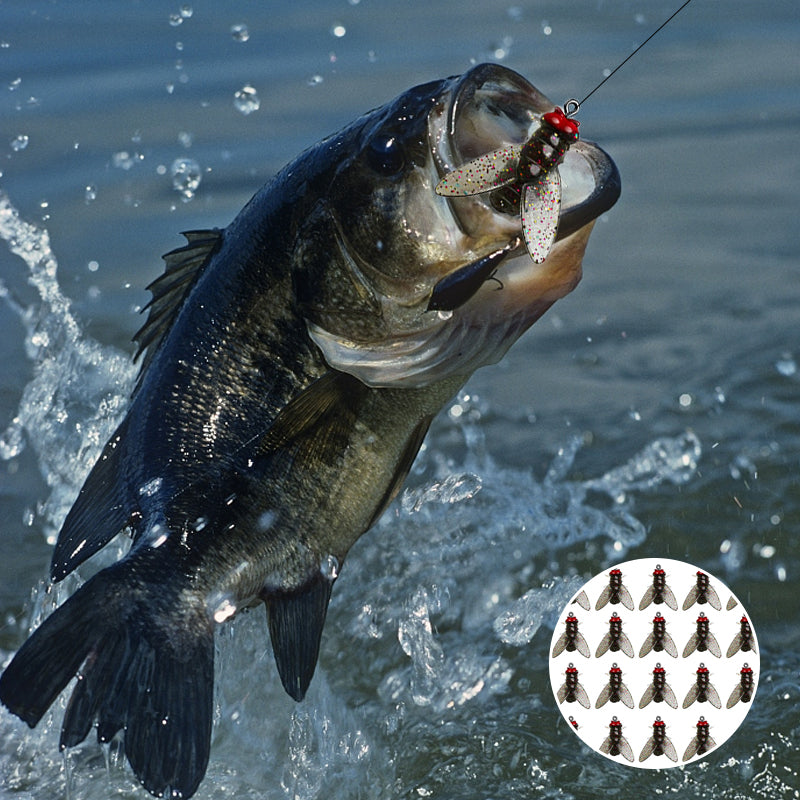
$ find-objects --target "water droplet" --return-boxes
[138,477,163,497]
[678,392,692,408]
[331,23,346,38]
[84,185,97,203]
[193,516,208,531]
[10,134,29,152]
[436,309,453,321]
[177,130,193,148]
[775,353,796,377]
[8,77,21,91]
[233,84,260,115]
[230,23,249,42]
[213,598,237,623]
[541,20,552,36]
[112,150,135,170]
[321,554,340,581]
[170,157,201,201]
[306,74,323,87]
[169,13,183,26]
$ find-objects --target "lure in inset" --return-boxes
[683,716,717,761]
[639,716,678,763]
[596,613,634,658]
[639,612,678,658]
[557,663,591,708]
[726,616,757,658]
[435,106,580,264]
[595,568,634,611]
[682,614,721,658]
[682,662,721,709]
[552,613,590,658]
[726,595,738,611]
[682,570,721,611]
[639,662,678,709]
[599,716,634,762]
[596,662,634,709]
[726,663,755,708]
[639,564,677,611]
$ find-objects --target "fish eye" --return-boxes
[366,133,405,176]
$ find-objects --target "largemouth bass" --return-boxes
[0,64,619,798]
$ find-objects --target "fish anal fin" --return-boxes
[51,416,135,582]
[263,575,334,702]
[133,228,223,381]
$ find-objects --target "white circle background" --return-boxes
[548,557,759,769]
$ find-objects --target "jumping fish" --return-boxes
[0,64,619,798]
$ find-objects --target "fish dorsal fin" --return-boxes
[132,229,222,380]
[262,575,334,701]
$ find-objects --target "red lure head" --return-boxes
[542,108,580,138]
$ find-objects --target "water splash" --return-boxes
[0,190,134,543]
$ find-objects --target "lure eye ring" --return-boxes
[564,98,580,118]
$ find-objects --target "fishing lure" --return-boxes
[639,662,678,710]
[726,616,757,658]
[726,662,755,708]
[557,663,591,709]
[435,104,580,264]
[682,570,721,611]
[683,717,716,761]
[435,0,696,267]
[682,662,721,709]
[639,716,678,763]
[639,564,677,611]
[595,568,634,611]
[552,612,590,658]
[639,612,678,658]
[595,612,634,658]
[596,662,634,709]
[682,614,721,658]
[599,716,634,763]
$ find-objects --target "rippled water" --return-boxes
[1,1,799,798]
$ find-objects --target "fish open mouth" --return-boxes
[430,62,620,249]
[309,64,621,390]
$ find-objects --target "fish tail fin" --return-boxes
[0,560,214,799]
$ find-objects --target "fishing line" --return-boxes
[565,0,696,116]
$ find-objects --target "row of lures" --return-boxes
[435,1,697,266]
[558,662,755,711]
[598,715,716,764]
[553,612,757,659]
[575,567,738,613]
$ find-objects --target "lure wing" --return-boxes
[521,173,561,263]
[434,145,522,196]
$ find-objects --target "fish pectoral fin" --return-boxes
[51,416,137,581]
[133,228,223,386]
[258,370,366,455]
[263,575,334,701]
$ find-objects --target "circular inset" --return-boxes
[549,558,759,768]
